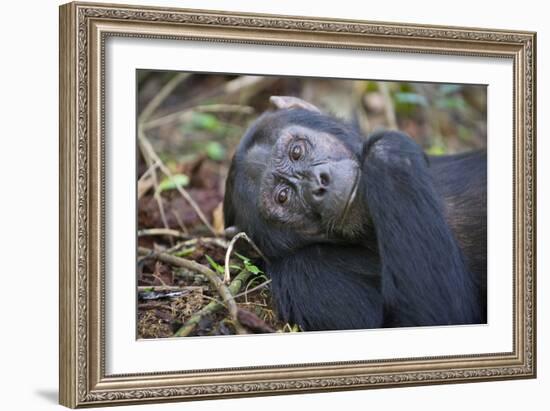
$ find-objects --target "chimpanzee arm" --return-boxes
[362,131,481,326]
[267,244,384,331]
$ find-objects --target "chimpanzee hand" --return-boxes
[362,130,427,178]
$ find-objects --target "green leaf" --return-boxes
[174,247,195,257]
[426,144,446,156]
[205,255,224,275]
[397,83,415,93]
[234,252,251,264]
[244,262,262,275]
[158,174,189,192]
[435,97,466,111]
[393,92,428,107]
[191,113,220,131]
[365,81,379,92]
[439,84,463,95]
[205,141,226,161]
[234,252,263,275]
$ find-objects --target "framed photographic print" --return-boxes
[59,1,537,408]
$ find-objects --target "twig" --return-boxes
[138,159,160,182]
[138,129,216,235]
[138,228,189,239]
[238,301,268,308]
[165,237,228,254]
[234,279,272,302]
[378,81,398,129]
[138,285,195,292]
[142,104,254,131]
[237,309,276,333]
[143,75,275,129]
[171,209,189,235]
[199,294,224,305]
[224,232,268,283]
[152,268,169,287]
[137,174,154,200]
[153,178,171,243]
[138,246,245,334]
[137,73,215,235]
[174,269,252,337]
[173,269,205,283]
[137,131,171,239]
[353,81,371,134]
[193,76,275,112]
[139,72,189,123]
[137,159,159,199]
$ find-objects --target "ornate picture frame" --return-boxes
[59,1,536,407]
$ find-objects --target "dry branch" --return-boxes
[137,134,171,239]
[234,279,272,301]
[175,75,276,115]
[138,285,195,292]
[137,71,216,236]
[142,104,254,131]
[138,228,190,239]
[137,129,217,235]
[174,269,252,337]
[164,237,228,255]
[224,232,268,283]
[138,246,245,334]
[137,159,159,199]
[138,72,189,123]
[379,81,398,129]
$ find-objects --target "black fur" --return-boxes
[269,245,383,331]
[224,108,486,330]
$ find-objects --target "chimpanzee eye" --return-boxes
[290,143,303,161]
[276,187,289,204]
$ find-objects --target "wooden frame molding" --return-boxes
[59,2,536,407]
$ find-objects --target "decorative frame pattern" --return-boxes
[59,2,536,407]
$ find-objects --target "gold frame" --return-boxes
[59,1,537,408]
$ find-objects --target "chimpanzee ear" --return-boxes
[269,96,321,113]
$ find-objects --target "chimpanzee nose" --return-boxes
[310,164,331,199]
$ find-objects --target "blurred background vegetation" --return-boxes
[136,71,487,338]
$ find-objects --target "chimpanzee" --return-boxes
[223,96,486,331]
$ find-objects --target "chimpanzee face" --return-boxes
[251,124,360,238]
[224,99,368,256]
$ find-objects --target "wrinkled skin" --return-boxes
[224,96,486,331]
[257,124,361,241]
